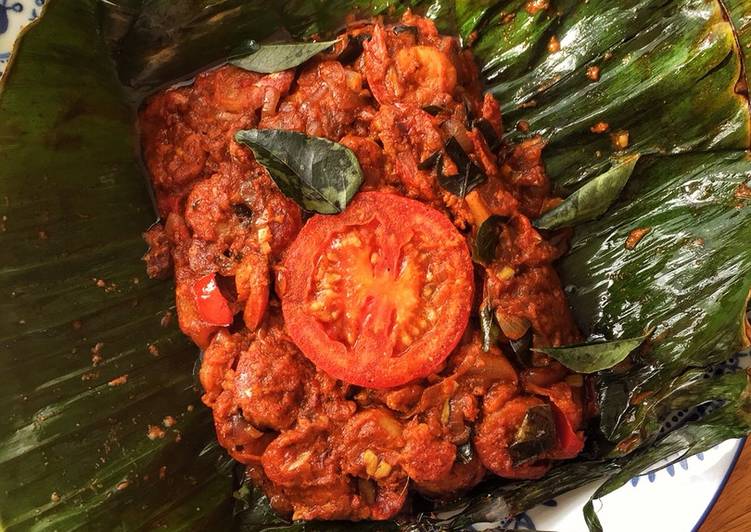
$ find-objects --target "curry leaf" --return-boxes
[437,137,487,197]
[480,303,501,352]
[472,215,508,264]
[235,129,364,214]
[533,335,648,374]
[230,40,338,73]
[534,154,640,230]
[509,404,557,466]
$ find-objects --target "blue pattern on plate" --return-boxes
[628,355,742,487]
[1,0,24,36]
[0,0,44,77]
[502,511,537,530]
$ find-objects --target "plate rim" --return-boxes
[691,437,746,532]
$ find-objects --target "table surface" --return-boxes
[699,440,751,531]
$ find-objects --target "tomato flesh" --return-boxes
[279,192,473,388]
[192,273,234,327]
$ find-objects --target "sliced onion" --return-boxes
[496,311,531,341]
[442,118,473,153]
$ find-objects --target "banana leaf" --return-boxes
[1,0,750,531]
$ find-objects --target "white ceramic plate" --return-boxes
[1,3,743,530]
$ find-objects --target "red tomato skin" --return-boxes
[279,192,474,389]
[525,382,586,459]
[192,273,234,326]
[550,403,585,459]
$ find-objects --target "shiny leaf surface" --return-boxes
[2,0,751,530]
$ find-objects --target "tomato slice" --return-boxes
[279,191,473,388]
[192,273,234,327]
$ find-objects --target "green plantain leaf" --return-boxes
[560,151,751,440]
[478,0,750,189]
[230,40,338,73]
[534,154,640,230]
[532,335,648,374]
[723,0,751,92]
[0,1,233,530]
[2,0,751,530]
[235,129,364,214]
[583,369,751,531]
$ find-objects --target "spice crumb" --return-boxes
[50,492,60,503]
[547,35,560,53]
[162,416,176,428]
[115,480,129,491]
[603,50,614,61]
[108,375,128,387]
[72,320,82,330]
[586,65,600,81]
[147,425,166,440]
[625,227,652,250]
[516,120,530,133]
[187,404,195,413]
[38,230,48,240]
[735,183,751,199]
[525,0,549,15]
[610,130,629,150]
[159,466,167,480]
[148,344,160,357]
[590,121,609,134]
[95,279,106,288]
[91,342,105,366]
